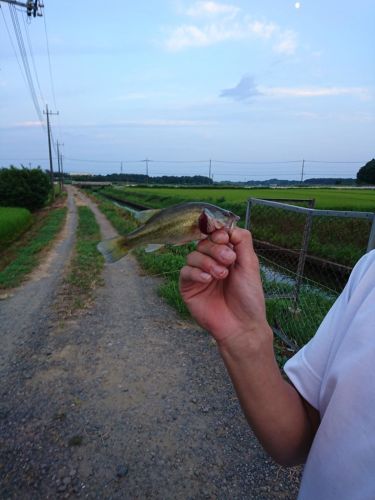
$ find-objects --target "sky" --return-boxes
[0,0,374,181]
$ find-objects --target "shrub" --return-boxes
[0,166,52,211]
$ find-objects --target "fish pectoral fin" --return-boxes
[134,209,161,224]
[144,243,165,253]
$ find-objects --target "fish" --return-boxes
[97,201,240,263]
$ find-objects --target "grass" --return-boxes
[86,191,137,235]
[135,244,195,317]
[62,206,104,312]
[0,207,33,251]
[0,208,67,289]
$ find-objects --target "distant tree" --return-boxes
[0,166,52,211]
[357,159,375,185]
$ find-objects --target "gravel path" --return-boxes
[0,187,301,499]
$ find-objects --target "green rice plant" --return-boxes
[0,207,33,251]
[0,208,66,288]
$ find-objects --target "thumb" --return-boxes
[230,228,258,269]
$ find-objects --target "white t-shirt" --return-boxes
[284,249,375,500]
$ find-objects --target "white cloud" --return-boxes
[262,86,371,99]
[14,121,43,128]
[273,30,297,55]
[164,3,298,54]
[248,20,277,39]
[186,1,239,17]
[76,119,217,128]
[116,119,216,127]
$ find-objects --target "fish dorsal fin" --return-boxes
[144,243,165,253]
[134,209,161,224]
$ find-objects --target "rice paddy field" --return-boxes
[107,186,375,212]
[0,207,33,252]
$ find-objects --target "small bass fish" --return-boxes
[97,202,240,263]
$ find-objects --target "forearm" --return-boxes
[218,324,317,466]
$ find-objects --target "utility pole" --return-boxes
[120,161,123,175]
[209,159,212,180]
[56,141,64,192]
[144,158,149,183]
[43,104,59,199]
[60,154,64,186]
[0,0,44,17]
[300,159,305,185]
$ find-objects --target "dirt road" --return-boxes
[0,187,300,499]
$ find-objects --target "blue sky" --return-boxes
[0,0,374,181]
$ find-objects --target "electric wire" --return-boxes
[8,4,44,125]
[0,6,29,92]
[21,10,45,105]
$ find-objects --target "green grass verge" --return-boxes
[0,207,33,251]
[63,206,104,310]
[86,191,137,235]
[135,244,195,317]
[0,208,67,289]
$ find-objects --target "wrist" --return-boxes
[217,322,274,361]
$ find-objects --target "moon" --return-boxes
[294,2,301,8]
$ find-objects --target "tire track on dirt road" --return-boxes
[0,187,301,499]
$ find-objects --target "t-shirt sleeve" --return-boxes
[283,297,343,410]
[283,250,374,411]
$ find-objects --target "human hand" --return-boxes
[179,228,271,347]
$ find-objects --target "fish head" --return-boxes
[198,206,240,235]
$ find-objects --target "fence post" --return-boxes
[245,198,252,230]
[367,214,375,252]
[293,209,314,310]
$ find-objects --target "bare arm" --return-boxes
[179,228,320,466]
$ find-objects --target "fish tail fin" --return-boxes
[97,236,129,263]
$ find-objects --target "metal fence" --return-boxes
[246,198,375,350]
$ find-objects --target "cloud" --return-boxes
[164,2,298,54]
[273,30,297,55]
[186,1,239,17]
[220,75,261,101]
[72,119,217,128]
[13,121,43,128]
[262,86,371,99]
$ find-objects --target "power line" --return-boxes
[7,4,44,124]
[1,6,29,91]
[21,9,45,105]
[213,159,302,164]
[42,4,58,112]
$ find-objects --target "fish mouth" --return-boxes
[228,213,240,230]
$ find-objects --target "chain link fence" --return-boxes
[246,198,375,350]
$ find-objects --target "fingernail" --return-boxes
[200,272,212,282]
[213,265,227,277]
[220,247,235,261]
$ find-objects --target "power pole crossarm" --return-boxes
[0,0,44,17]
